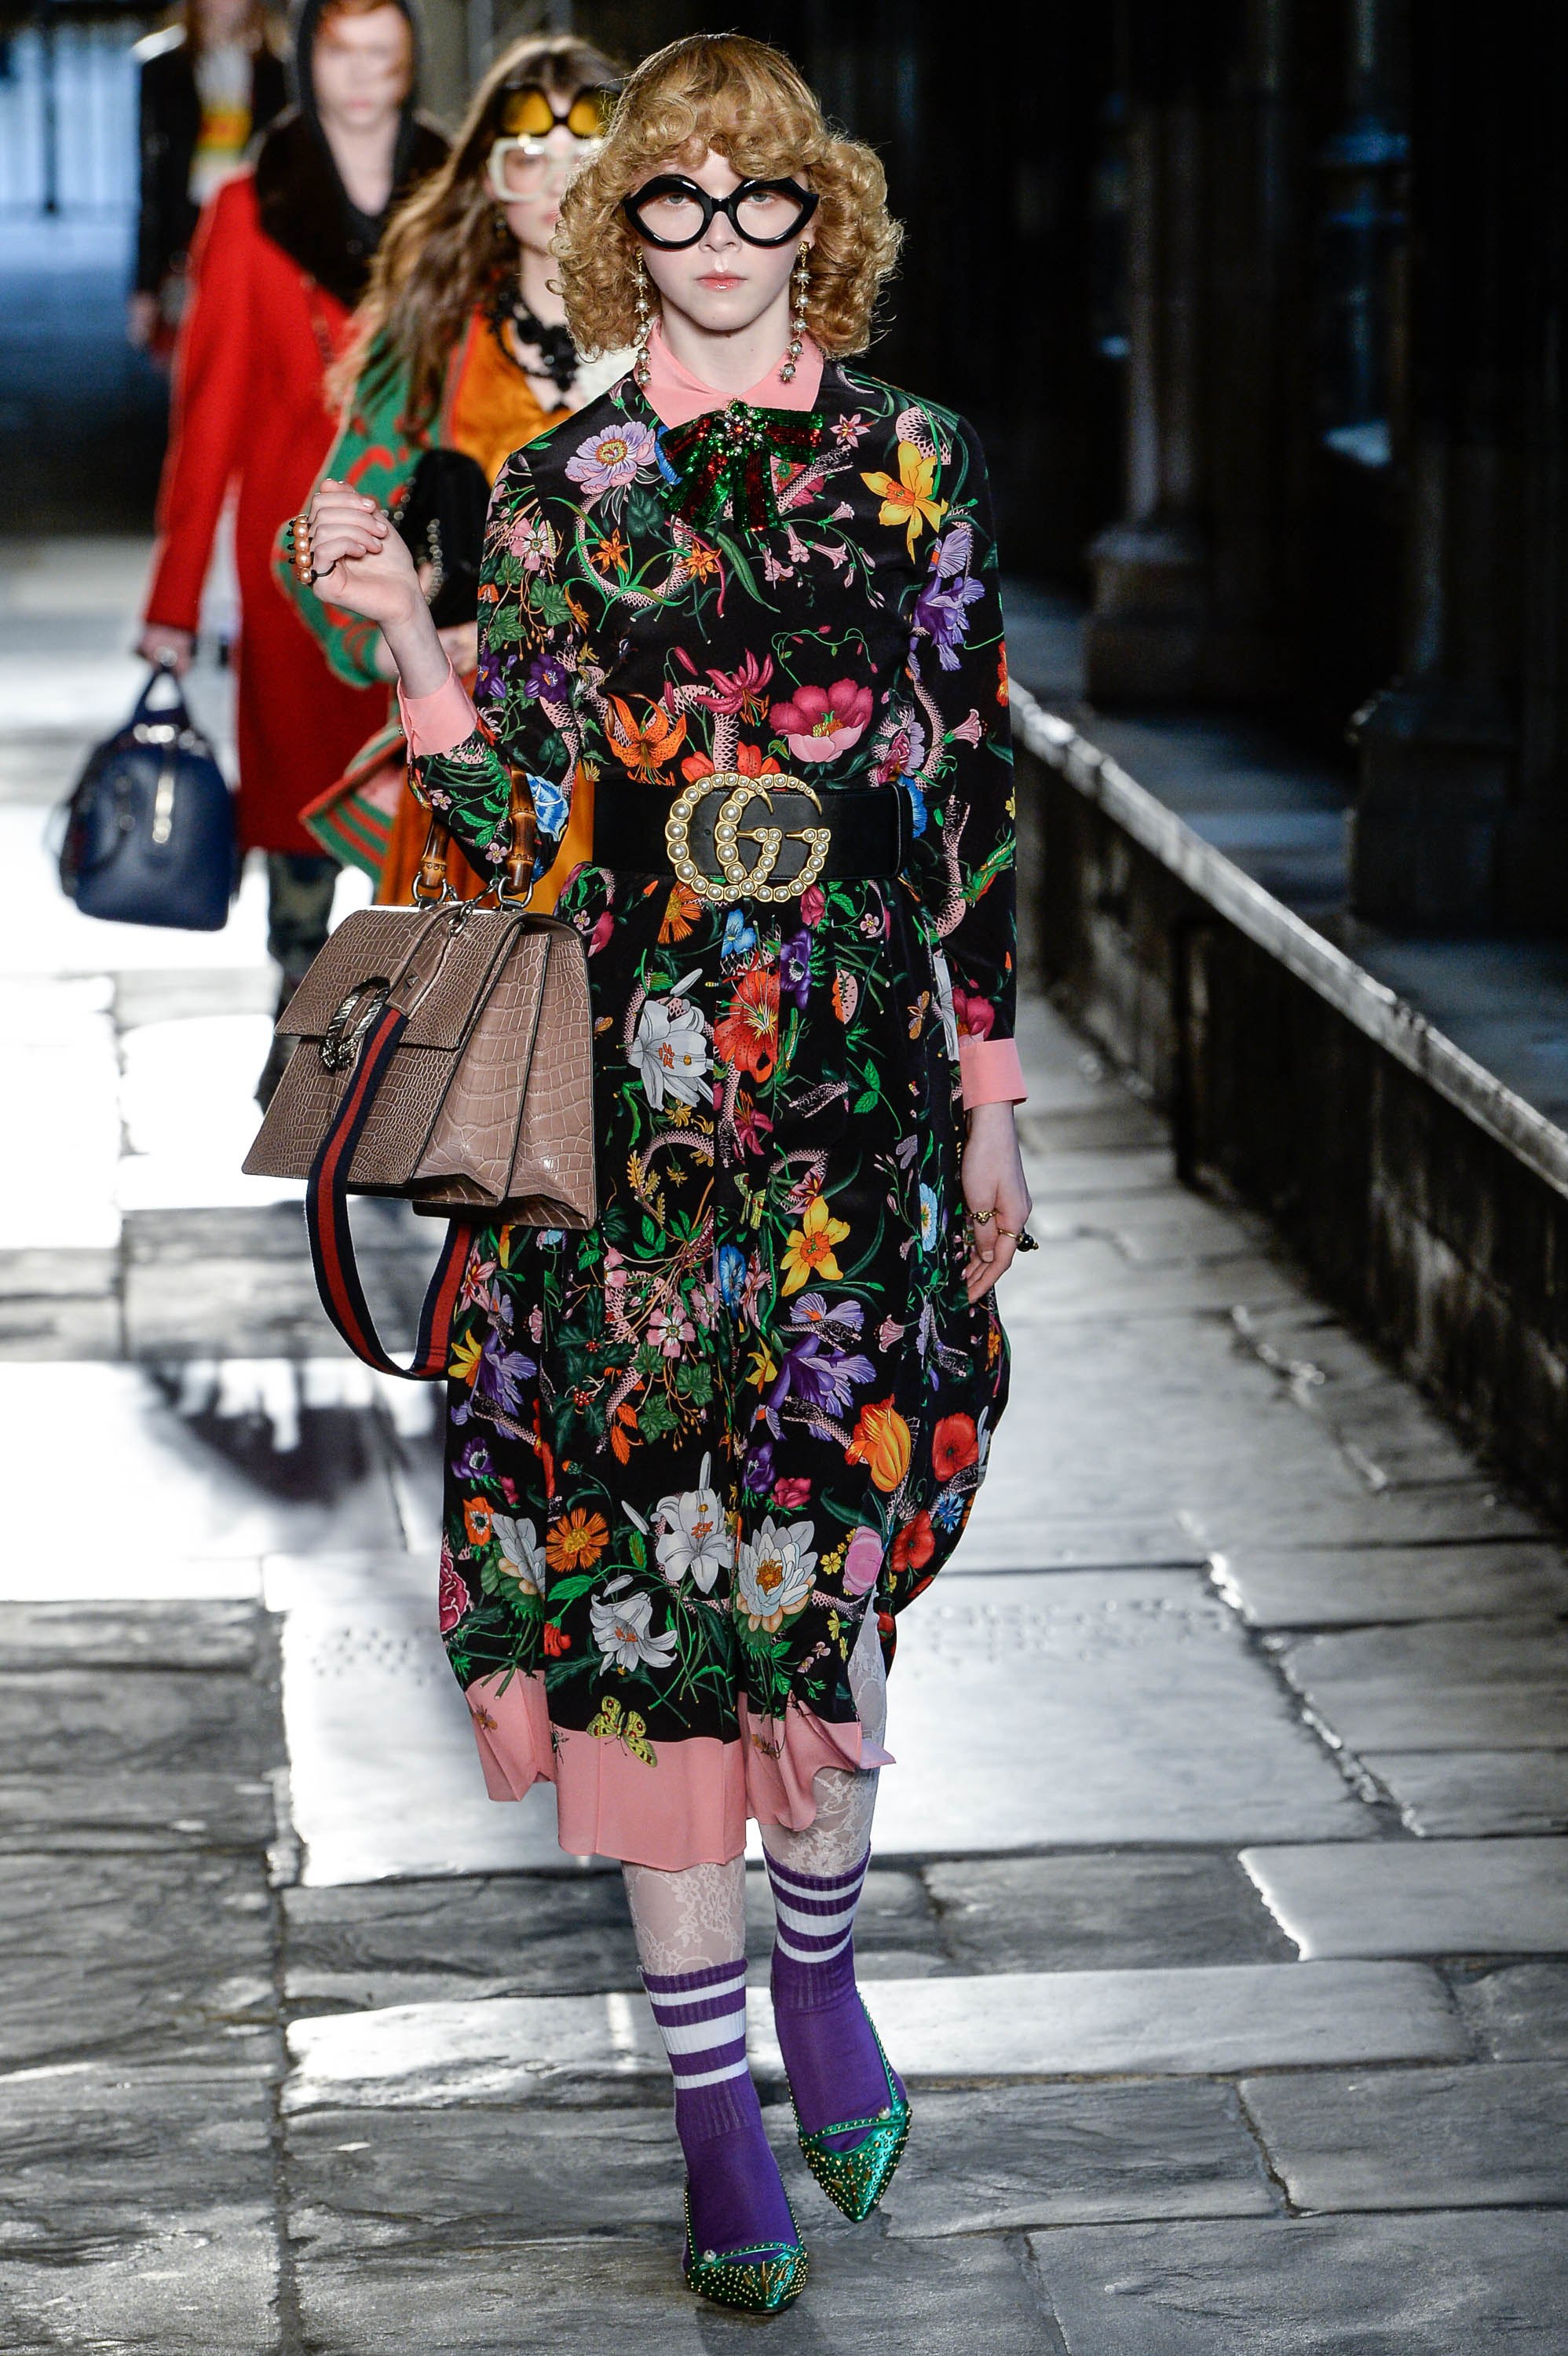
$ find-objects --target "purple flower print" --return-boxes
[780,928,812,1010]
[476,1333,537,1417]
[565,419,658,496]
[452,1437,494,1483]
[525,653,571,704]
[743,1434,777,1494]
[915,527,986,670]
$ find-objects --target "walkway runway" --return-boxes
[2,540,1565,2350]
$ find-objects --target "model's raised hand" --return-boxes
[303,478,422,624]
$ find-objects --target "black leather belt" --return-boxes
[594,772,909,905]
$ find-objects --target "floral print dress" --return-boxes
[411,359,1016,1868]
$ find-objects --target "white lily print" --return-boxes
[652,1451,735,1593]
[735,1516,818,1633]
[590,1574,680,1674]
[629,971,710,1110]
[492,1512,544,1596]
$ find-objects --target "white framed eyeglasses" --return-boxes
[486,134,601,199]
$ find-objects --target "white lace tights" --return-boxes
[622,1608,887,1973]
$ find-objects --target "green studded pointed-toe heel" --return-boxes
[791,2021,912,2223]
[682,2193,810,2314]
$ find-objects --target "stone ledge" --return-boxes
[1014,689,1568,1205]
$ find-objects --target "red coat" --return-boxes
[143,170,382,855]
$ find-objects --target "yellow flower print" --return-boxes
[861,441,948,558]
[780,1191,851,1297]
[448,1330,483,1385]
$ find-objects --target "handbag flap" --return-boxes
[278,905,524,1052]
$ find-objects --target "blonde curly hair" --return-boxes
[552,31,901,361]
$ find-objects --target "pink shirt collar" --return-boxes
[639,321,824,426]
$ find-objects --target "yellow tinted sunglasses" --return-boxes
[497,82,614,145]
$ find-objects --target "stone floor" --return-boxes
[2,544,1566,2350]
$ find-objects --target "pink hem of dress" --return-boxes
[463,1668,893,1868]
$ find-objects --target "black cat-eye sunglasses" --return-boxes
[621,174,819,251]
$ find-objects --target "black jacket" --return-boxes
[133,27,287,295]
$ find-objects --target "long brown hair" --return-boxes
[333,30,621,430]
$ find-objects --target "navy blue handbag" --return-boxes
[57,663,238,930]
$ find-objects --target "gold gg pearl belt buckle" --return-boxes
[663,772,832,907]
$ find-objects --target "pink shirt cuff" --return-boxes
[959,1033,1028,1108]
[398,659,477,759]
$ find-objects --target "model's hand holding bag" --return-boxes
[243,779,596,1379]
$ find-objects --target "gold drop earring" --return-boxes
[780,242,810,383]
[633,250,652,388]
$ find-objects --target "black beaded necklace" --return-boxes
[486,285,578,401]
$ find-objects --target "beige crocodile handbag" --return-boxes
[243,809,596,1377]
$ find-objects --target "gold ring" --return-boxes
[970,1208,994,1224]
[290,511,314,585]
[993,1224,1020,1240]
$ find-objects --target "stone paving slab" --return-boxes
[1001,1241,1299,1324]
[1457,1963,1568,2059]
[0,1290,122,1358]
[286,2101,868,2254]
[269,1554,584,1884]
[272,1554,1372,1885]
[1363,1749,1568,1835]
[875,2083,1276,2237]
[1212,1541,1568,1628]
[0,1361,411,1579]
[1026,2210,1568,2353]
[1241,1837,1568,1957]
[0,1849,276,2066]
[0,1769,276,1853]
[283,1963,1466,2111]
[284,1875,645,2011]
[1277,1616,1568,1751]
[0,2208,279,2354]
[923,1855,1296,1972]
[1018,1099,1165,1153]
[948,1509,1208,1572]
[125,1248,435,1361]
[1239,2060,1568,2212]
[876,1570,1372,1854]
[0,1666,282,1780]
[293,2225,1061,2356]
[1185,1486,1545,1550]
[1020,1144,1176,1199]
[0,2051,277,2254]
[286,1866,945,2012]
[0,1598,263,1670]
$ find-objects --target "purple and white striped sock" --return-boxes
[641,1959,795,2257]
[766,1846,899,2143]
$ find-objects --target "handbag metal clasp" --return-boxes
[320,977,391,1072]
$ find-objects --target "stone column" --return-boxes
[1083,0,1213,701]
[1084,0,1310,704]
[1348,0,1526,926]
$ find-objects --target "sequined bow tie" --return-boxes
[661,401,825,535]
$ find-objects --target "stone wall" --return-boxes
[1017,691,1568,1524]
